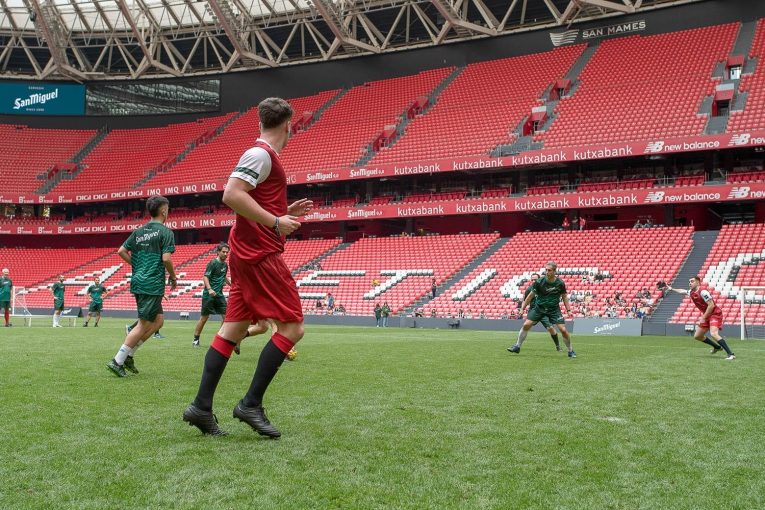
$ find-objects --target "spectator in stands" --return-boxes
[478,310,486,319]
[430,308,437,318]
[580,217,587,230]
[0,268,12,327]
[634,219,643,229]
[315,298,323,311]
[327,292,335,314]
[562,217,570,230]
[50,274,66,328]
[414,308,424,318]
[108,195,177,378]
[335,304,346,316]
[431,278,437,298]
[381,302,390,327]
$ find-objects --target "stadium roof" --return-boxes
[0,0,702,80]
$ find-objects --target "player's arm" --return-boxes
[203,275,215,296]
[562,293,573,315]
[223,177,300,236]
[665,285,687,295]
[163,253,177,291]
[117,245,131,265]
[701,291,715,320]
[521,291,535,311]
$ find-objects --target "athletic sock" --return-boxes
[192,335,236,412]
[242,333,294,408]
[516,328,529,347]
[702,338,721,349]
[551,334,560,348]
[4,309,9,325]
[193,335,200,341]
[114,344,133,365]
[716,338,734,356]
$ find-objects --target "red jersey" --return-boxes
[688,288,721,315]
[228,139,288,263]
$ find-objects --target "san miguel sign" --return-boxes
[4,182,765,235]
[1,131,765,206]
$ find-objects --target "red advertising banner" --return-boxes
[3,182,764,235]
[1,131,765,206]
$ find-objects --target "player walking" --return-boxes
[666,277,735,360]
[83,276,107,327]
[183,97,313,438]
[0,268,12,327]
[508,262,577,357]
[50,275,66,327]
[107,196,177,377]
[193,243,231,347]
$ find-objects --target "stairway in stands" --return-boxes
[648,230,719,323]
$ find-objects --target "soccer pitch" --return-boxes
[2,320,764,509]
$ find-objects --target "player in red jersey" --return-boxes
[667,276,735,360]
[183,97,313,437]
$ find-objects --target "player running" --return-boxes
[50,275,66,327]
[107,195,177,377]
[523,272,563,351]
[193,243,232,347]
[665,277,735,360]
[83,276,107,327]
[508,261,577,358]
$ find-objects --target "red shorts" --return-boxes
[225,251,304,324]
[699,313,723,330]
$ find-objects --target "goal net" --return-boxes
[11,287,31,318]
[738,286,765,340]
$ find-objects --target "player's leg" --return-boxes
[193,315,209,346]
[555,322,576,357]
[708,324,735,359]
[108,295,162,376]
[508,317,536,352]
[3,302,10,326]
[94,310,101,327]
[83,311,91,327]
[540,315,560,350]
[693,324,721,351]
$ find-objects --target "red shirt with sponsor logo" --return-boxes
[688,288,722,315]
[228,139,288,263]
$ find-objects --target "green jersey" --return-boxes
[524,283,538,309]
[88,284,107,305]
[531,277,567,311]
[51,282,65,300]
[122,220,176,296]
[0,276,12,301]
[203,257,228,297]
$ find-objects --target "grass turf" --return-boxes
[1,319,764,509]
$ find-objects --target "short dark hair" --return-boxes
[217,242,230,252]
[691,276,701,283]
[258,97,293,129]
[147,195,169,217]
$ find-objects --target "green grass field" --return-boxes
[1,319,764,509]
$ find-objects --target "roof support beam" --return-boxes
[27,0,87,79]
[206,0,277,67]
[115,0,182,77]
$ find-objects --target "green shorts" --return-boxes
[88,303,103,314]
[527,306,564,326]
[53,299,64,312]
[201,294,227,317]
[0,300,9,310]
[135,294,164,322]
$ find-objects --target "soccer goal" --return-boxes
[11,287,31,318]
[738,286,765,340]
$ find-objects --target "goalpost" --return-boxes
[739,286,765,340]
[11,287,31,318]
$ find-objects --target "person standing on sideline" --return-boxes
[327,292,335,314]
[0,268,12,327]
[381,302,390,327]
[374,303,382,327]
[431,277,437,298]
[83,276,107,327]
[50,275,66,327]
[107,196,177,377]
[665,277,735,360]
[183,97,313,438]
[193,243,232,347]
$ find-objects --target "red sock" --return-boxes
[4,309,8,325]
[210,334,236,358]
[270,332,295,354]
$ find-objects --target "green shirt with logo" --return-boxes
[531,277,567,311]
[51,281,65,301]
[122,221,176,296]
[88,284,107,305]
[524,283,539,309]
[0,276,12,301]
[203,257,228,297]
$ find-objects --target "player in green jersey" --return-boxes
[508,261,577,358]
[523,272,563,351]
[107,196,177,377]
[50,275,66,327]
[83,276,107,327]
[1,268,12,327]
[193,243,232,347]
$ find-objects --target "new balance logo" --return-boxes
[549,29,579,47]
[729,134,751,146]
[644,141,664,153]
[728,186,750,199]
[644,191,665,203]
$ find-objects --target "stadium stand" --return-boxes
[671,223,765,325]
[370,46,585,164]
[539,24,739,148]
[51,115,234,193]
[0,124,95,194]
[728,19,765,133]
[294,233,499,316]
[426,228,693,319]
[144,90,339,188]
